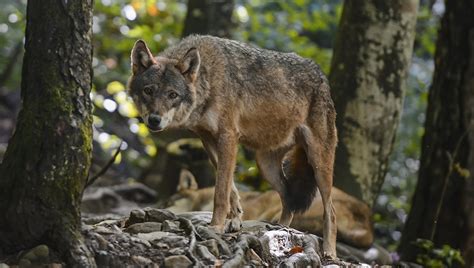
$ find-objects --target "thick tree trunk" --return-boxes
[182,0,235,38]
[399,1,474,265]
[0,0,95,266]
[329,0,418,205]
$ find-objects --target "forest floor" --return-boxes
[0,182,417,267]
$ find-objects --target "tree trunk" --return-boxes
[329,0,418,205]
[0,0,95,266]
[182,0,235,38]
[399,1,474,265]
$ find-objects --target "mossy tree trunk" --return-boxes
[329,0,418,205]
[182,0,235,38]
[399,0,474,265]
[0,0,95,266]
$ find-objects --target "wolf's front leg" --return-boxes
[210,132,238,233]
[226,183,243,232]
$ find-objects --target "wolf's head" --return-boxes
[127,40,200,132]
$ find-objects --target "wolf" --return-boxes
[127,35,338,257]
[167,170,373,249]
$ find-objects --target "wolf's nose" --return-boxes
[148,114,161,128]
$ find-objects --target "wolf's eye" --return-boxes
[168,92,178,99]
[143,86,154,96]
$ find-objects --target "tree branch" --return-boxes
[85,141,123,189]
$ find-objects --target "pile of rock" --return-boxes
[82,208,371,267]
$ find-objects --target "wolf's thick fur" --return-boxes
[128,35,338,257]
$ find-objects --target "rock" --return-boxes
[144,208,177,222]
[242,220,272,233]
[178,211,212,226]
[246,248,266,266]
[164,255,193,268]
[93,233,109,250]
[136,231,171,242]
[198,239,220,257]
[125,222,162,234]
[168,248,186,255]
[283,252,312,267]
[83,213,124,225]
[20,244,50,265]
[197,244,217,263]
[162,220,181,232]
[157,235,189,248]
[93,225,117,235]
[126,209,146,226]
[131,255,155,266]
[18,259,31,267]
[0,263,9,268]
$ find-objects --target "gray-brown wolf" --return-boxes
[127,35,338,257]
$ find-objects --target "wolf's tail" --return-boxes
[282,145,317,213]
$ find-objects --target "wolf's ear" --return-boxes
[177,48,200,83]
[131,40,156,75]
[177,169,198,192]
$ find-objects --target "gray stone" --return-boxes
[168,248,186,255]
[199,239,220,257]
[144,208,177,222]
[21,244,49,264]
[162,220,181,232]
[283,252,311,268]
[136,231,171,241]
[164,255,193,268]
[160,235,189,248]
[197,245,217,263]
[124,222,162,234]
[131,255,154,266]
[0,263,9,268]
[83,213,124,225]
[178,211,212,226]
[126,209,146,226]
[93,225,117,235]
[93,233,109,250]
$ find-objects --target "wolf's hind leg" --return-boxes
[256,148,293,225]
[299,124,337,258]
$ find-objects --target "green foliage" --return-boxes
[413,239,465,268]
[236,0,342,74]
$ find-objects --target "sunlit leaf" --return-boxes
[106,81,125,94]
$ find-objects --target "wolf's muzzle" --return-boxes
[147,114,162,131]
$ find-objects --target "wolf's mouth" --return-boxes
[147,125,163,132]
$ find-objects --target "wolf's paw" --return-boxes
[225,216,242,233]
[208,224,225,234]
[322,250,337,260]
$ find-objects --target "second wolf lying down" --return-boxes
[167,170,374,249]
[128,35,337,257]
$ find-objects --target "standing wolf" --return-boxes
[128,35,338,257]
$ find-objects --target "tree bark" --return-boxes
[0,0,95,266]
[182,0,235,38]
[399,1,474,265]
[329,0,418,205]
